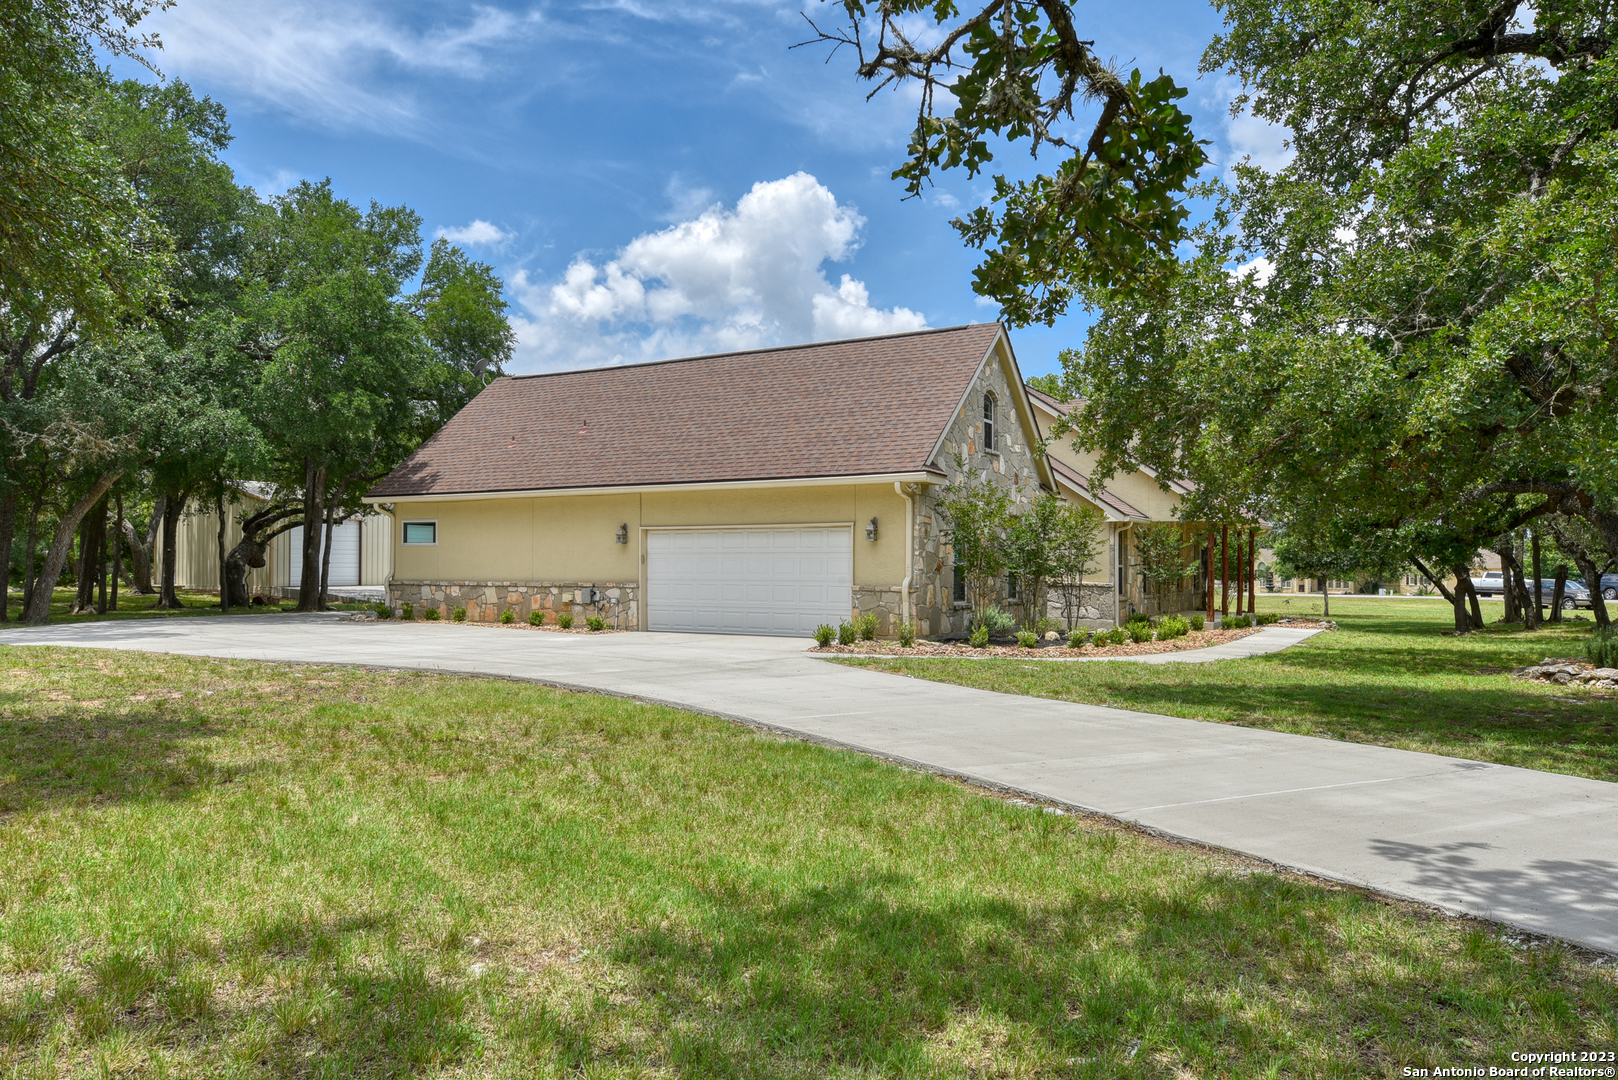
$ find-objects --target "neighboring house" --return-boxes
[364,323,1121,637]
[162,483,392,595]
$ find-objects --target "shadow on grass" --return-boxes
[0,698,246,814]
[509,868,1590,1076]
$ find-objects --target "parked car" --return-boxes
[1593,574,1618,602]
[1469,572,1591,608]
[1470,571,1505,597]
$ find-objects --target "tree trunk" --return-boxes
[156,490,187,609]
[0,484,15,623]
[1496,544,1519,623]
[1550,563,1567,623]
[1248,527,1257,613]
[296,459,327,612]
[1464,574,1484,629]
[1411,556,1457,605]
[1501,546,1538,630]
[1532,530,1543,620]
[24,471,123,625]
[1322,577,1330,618]
[120,492,163,594]
[224,503,300,607]
[110,494,121,612]
[318,492,345,612]
[72,497,108,614]
[95,498,108,614]
[1220,524,1229,620]
[217,491,229,614]
[1446,563,1470,632]
[1205,531,1215,621]
[20,495,40,614]
[1572,549,1610,629]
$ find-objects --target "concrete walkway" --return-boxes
[3,616,1615,954]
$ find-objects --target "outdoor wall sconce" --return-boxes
[866,517,879,541]
[616,523,629,545]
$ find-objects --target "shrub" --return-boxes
[1126,612,1150,628]
[1093,627,1128,647]
[558,614,575,629]
[896,622,916,647]
[401,602,414,621]
[1034,616,1060,636]
[1224,613,1252,629]
[814,624,835,647]
[452,606,467,623]
[586,615,606,632]
[855,612,878,641]
[1015,628,1038,648]
[1068,628,1088,648]
[424,607,440,621]
[969,625,990,648]
[837,621,856,646]
[1256,612,1279,625]
[1588,628,1618,668]
[374,603,391,619]
[972,605,1015,637]
[528,610,546,627]
[1126,621,1152,643]
[1157,615,1190,640]
[500,609,515,625]
[1188,614,1205,632]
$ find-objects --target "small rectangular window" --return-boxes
[402,521,437,545]
[952,564,967,603]
[1006,572,1019,600]
[982,394,996,452]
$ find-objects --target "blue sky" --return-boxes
[114,1,1286,377]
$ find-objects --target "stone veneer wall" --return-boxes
[1043,581,1117,629]
[853,585,903,636]
[388,580,638,628]
[909,351,1045,638]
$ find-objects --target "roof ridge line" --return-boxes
[505,322,1002,380]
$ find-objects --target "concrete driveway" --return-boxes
[4,614,1616,954]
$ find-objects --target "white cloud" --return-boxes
[436,219,513,246]
[509,172,927,371]
[142,0,544,134]
[1233,256,1274,287]
[1226,108,1294,172]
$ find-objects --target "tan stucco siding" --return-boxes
[387,482,911,594]
[1030,400,1188,522]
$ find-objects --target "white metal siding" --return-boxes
[288,521,362,588]
[646,527,853,636]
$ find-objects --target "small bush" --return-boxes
[1126,612,1150,628]
[558,614,575,629]
[528,609,546,627]
[1224,613,1252,629]
[969,625,990,648]
[814,624,835,647]
[374,603,391,619]
[500,609,515,624]
[1093,627,1128,647]
[972,605,1015,637]
[1188,614,1205,631]
[1588,628,1618,668]
[1015,628,1038,648]
[856,612,878,641]
[896,622,916,647]
[1126,621,1153,643]
[1034,616,1060,636]
[424,607,441,621]
[1256,612,1279,625]
[452,606,467,623]
[1156,615,1189,640]
[586,615,606,632]
[1068,628,1088,648]
[837,621,857,646]
[401,602,414,621]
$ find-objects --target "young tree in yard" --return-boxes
[1133,521,1196,616]
[1270,529,1366,620]
[937,467,1014,618]
[1002,491,1103,627]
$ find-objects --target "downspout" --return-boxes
[895,481,915,628]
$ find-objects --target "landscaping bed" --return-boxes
[339,612,627,633]
[812,624,1262,658]
[0,644,1613,1076]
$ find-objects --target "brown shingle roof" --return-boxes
[368,324,1005,498]
[1046,456,1147,520]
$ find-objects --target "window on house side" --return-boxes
[402,521,437,545]
[953,564,967,603]
[982,393,996,452]
[1006,572,1019,600]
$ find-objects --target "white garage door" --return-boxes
[288,521,361,587]
[646,527,853,636]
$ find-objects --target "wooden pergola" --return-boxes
[1204,523,1263,621]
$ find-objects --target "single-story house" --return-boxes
[365,323,1142,636]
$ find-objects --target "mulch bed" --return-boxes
[339,613,628,634]
[812,625,1265,659]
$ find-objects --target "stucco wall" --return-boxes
[383,482,912,629]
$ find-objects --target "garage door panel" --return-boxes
[647,527,854,636]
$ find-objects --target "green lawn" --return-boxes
[0,647,1613,1078]
[3,587,373,625]
[838,596,1618,784]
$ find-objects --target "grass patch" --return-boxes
[3,588,373,625]
[838,596,1618,784]
[0,645,1613,1076]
